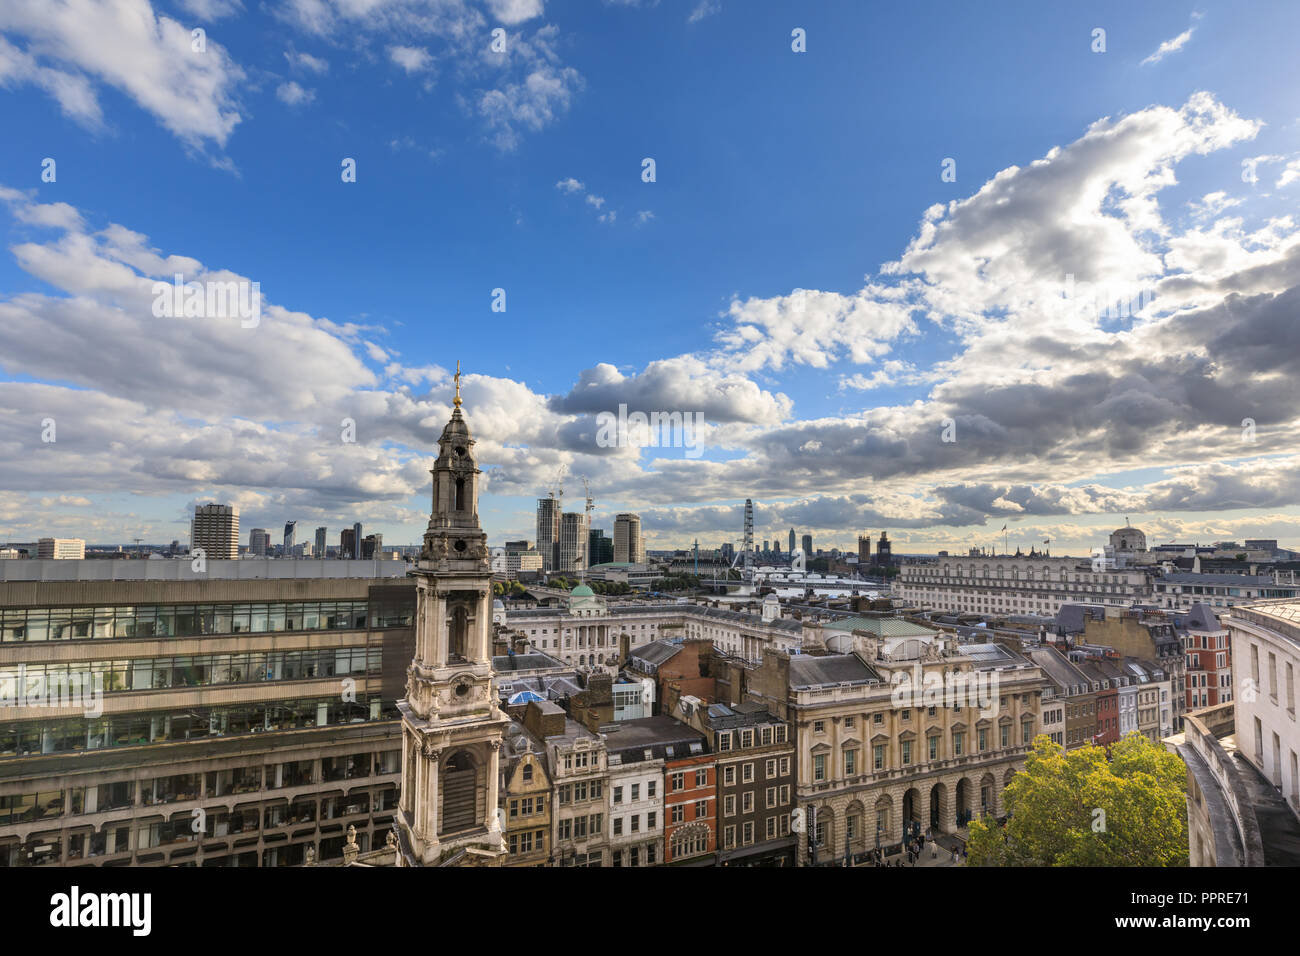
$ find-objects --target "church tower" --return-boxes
[396,366,508,866]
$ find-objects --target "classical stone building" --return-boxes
[745,625,1045,866]
[500,589,807,675]
[895,554,1153,616]
[395,387,510,867]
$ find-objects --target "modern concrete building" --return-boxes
[190,504,239,561]
[36,539,85,561]
[248,528,270,557]
[0,559,413,867]
[558,512,587,576]
[588,529,614,567]
[536,497,561,573]
[613,514,644,566]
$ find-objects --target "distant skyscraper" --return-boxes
[877,531,892,566]
[362,533,383,559]
[588,528,614,566]
[37,538,85,560]
[537,496,561,572]
[801,533,813,557]
[352,522,363,553]
[613,513,644,564]
[283,520,297,556]
[773,538,781,555]
[191,503,239,560]
[315,526,327,558]
[858,534,871,565]
[249,528,270,556]
[788,528,796,554]
[762,539,769,553]
[559,512,587,574]
[340,527,357,560]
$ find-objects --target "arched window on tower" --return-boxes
[449,604,469,662]
[455,477,465,511]
[441,751,477,835]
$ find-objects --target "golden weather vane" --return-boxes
[453,360,462,407]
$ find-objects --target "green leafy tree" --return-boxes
[966,733,1188,867]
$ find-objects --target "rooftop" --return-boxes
[603,715,709,762]
[0,557,411,583]
[788,653,881,690]
[822,616,935,638]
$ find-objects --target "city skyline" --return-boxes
[2,2,1300,557]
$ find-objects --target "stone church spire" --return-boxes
[396,381,508,866]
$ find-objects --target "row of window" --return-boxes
[0,600,412,643]
[716,723,788,751]
[721,785,790,816]
[612,780,657,803]
[811,704,1028,734]
[508,828,546,855]
[555,779,604,804]
[720,757,791,786]
[668,798,711,823]
[906,566,1133,583]
[556,813,604,841]
[811,725,1034,781]
[611,811,656,835]
[610,842,657,866]
[0,697,391,759]
[0,647,379,697]
[507,796,545,818]
[669,768,711,792]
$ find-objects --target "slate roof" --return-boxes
[788,653,882,689]
[822,616,934,637]
[628,639,684,669]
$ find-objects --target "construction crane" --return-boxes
[549,464,567,509]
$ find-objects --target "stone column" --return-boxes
[432,593,447,665]
[940,777,957,832]
[486,741,502,835]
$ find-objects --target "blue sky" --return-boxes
[1,0,1299,555]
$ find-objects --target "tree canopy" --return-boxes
[965,733,1188,867]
